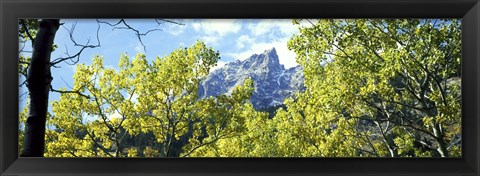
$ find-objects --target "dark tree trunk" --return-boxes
[20,19,60,157]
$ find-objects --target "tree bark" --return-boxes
[21,19,60,157]
[432,123,449,157]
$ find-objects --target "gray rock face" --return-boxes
[199,48,305,109]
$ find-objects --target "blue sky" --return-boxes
[19,19,301,112]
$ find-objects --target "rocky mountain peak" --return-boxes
[240,47,283,71]
[199,48,305,109]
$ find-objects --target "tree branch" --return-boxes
[155,19,185,26]
[96,19,176,52]
[50,21,101,67]
[181,132,230,157]
[85,130,115,157]
[50,85,92,99]
[20,19,35,46]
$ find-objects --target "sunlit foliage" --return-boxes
[19,19,461,157]
[284,19,461,157]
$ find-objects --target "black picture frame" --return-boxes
[1,0,479,176]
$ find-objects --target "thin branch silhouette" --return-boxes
[50,21,101,67]
[97,19,183,52]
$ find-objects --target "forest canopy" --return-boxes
[18,19,461,157]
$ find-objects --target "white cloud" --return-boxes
[191,19,241,37]
[134,42,144,53]
[192,22,202,31]
[226,21,299,69]
[191,19,301,69]
[218,19,300,68]
[210,61,227,71]
[247,19,298,38]
[190,19,242,47]
[166,23,187,36]
[236,35,254,49]
[199,36,220,46]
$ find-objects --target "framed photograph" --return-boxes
[1,0,479,176]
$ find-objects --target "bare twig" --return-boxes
[155,19,185,26]
[60,76,74,90]
[97,19,181,52]
[19,79,28,88]
[51,18,181,67]
[98,19,159,52]
[19,91,29,102]
[50,21,101,67]
[18,40,31,54]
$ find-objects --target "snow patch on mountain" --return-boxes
[199,47,305,109]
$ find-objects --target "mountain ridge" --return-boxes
[199,48,305,109]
